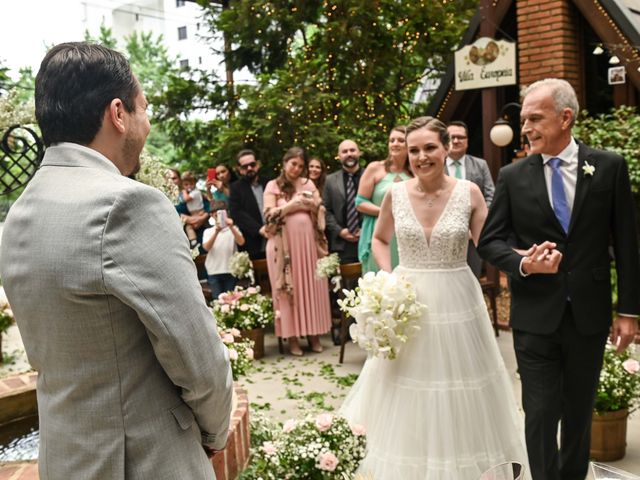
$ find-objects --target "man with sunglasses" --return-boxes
[229,149,269,259]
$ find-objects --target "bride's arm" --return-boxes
[469,183,488,246]
[372,190,395,272]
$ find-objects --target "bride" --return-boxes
[340,116,529,479]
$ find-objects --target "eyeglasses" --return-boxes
[239,161,257,170]
[450,135,468,141]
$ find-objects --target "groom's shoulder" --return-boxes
[578,141,624,163]
[498,156,531,178]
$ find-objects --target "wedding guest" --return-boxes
[229,149,269,260]
[206,164,234,204]
[180,170,207,248]
[263,147,331,356]
[479,78,640,480]
[356,125,412,273]
[202,200,245,300]
[308,157,327,197]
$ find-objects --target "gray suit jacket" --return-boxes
[0,143,233,479]
[446,154,495,206]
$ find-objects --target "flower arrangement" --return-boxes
[316,253,341,292]
[338,271,425,360]
[248,412,367,479]
[594,342,640,414]
[228,251,255,284]
[218,326,254,380]
[212,286,274,330]
[135,151,179,203]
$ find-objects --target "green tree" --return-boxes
[157,0,477,173]
[85,24,180,163]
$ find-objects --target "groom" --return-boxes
[478,78,639,480]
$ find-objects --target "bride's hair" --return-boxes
[406,116,450,147]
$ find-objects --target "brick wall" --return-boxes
[517,0,581,96]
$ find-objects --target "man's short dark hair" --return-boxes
[35,42,138,147]
[236,149,256,163]
[447,121,469,135]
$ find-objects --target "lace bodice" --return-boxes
[392,180,470,269]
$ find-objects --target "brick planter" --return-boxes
[0,377,250,480]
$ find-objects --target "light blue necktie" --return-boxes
[453,160,463,179]
[548,157,570,233]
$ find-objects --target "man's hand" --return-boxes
[339,228,358,242]
[610,315,639,353]
[521,241,562,275]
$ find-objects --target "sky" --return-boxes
[0,0,88,78]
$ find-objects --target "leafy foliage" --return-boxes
[573,106,640,198]
[160,0,477,173]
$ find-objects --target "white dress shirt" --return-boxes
[541,138,579,213]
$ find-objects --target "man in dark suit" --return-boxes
[228,149,269,260]
[447,121,495,276]
[478,78,639,480]
[323,139,363,264]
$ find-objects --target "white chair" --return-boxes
[479,462,525,480]
[591,462,640,479]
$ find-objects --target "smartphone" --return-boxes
[216,210,227,227]
[207,168,217,182]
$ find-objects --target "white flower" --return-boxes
[316,253,340,278]
[340,271,425,360]
[582,161,595,177]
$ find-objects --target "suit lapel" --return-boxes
[529,154,566,235]
[568,143,594,234]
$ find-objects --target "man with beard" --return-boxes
[229,149,269,259]
[324,139,363,263]
[0,42,233,479]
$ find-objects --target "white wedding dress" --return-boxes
[341,180,530,479]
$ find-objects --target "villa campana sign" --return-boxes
[454,37,517,91]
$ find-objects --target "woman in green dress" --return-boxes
[356,126,412,273]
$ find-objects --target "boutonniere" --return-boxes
[582,161,595,177]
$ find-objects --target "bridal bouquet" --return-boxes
[246,412,367,479]
[228,251,254,284]
[212,286,274,330]
[218,326,254,380]
[338,271,425,360]
[316,253,341,292]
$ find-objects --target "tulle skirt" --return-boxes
[340,265,530,479]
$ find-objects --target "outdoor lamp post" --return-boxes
[490,102,521,149]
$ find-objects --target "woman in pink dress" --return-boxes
[263,147,332,356]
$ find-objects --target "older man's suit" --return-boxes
[0,143,233,479]
[229,176,268,260]
[478,142,640,479]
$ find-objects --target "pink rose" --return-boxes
[246,348,254,360]
[247,287,257,295]
[317,451,339,472]
[282,419,297,433]
[230,328,241,337]
[623,358,640,374]
[222,333,234,344]
[261,441,277,455]
[240,304,250,312]
[350,423,366,436]
[315,413,333,432]
[228,349,238,361]
[220,304,230,314]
